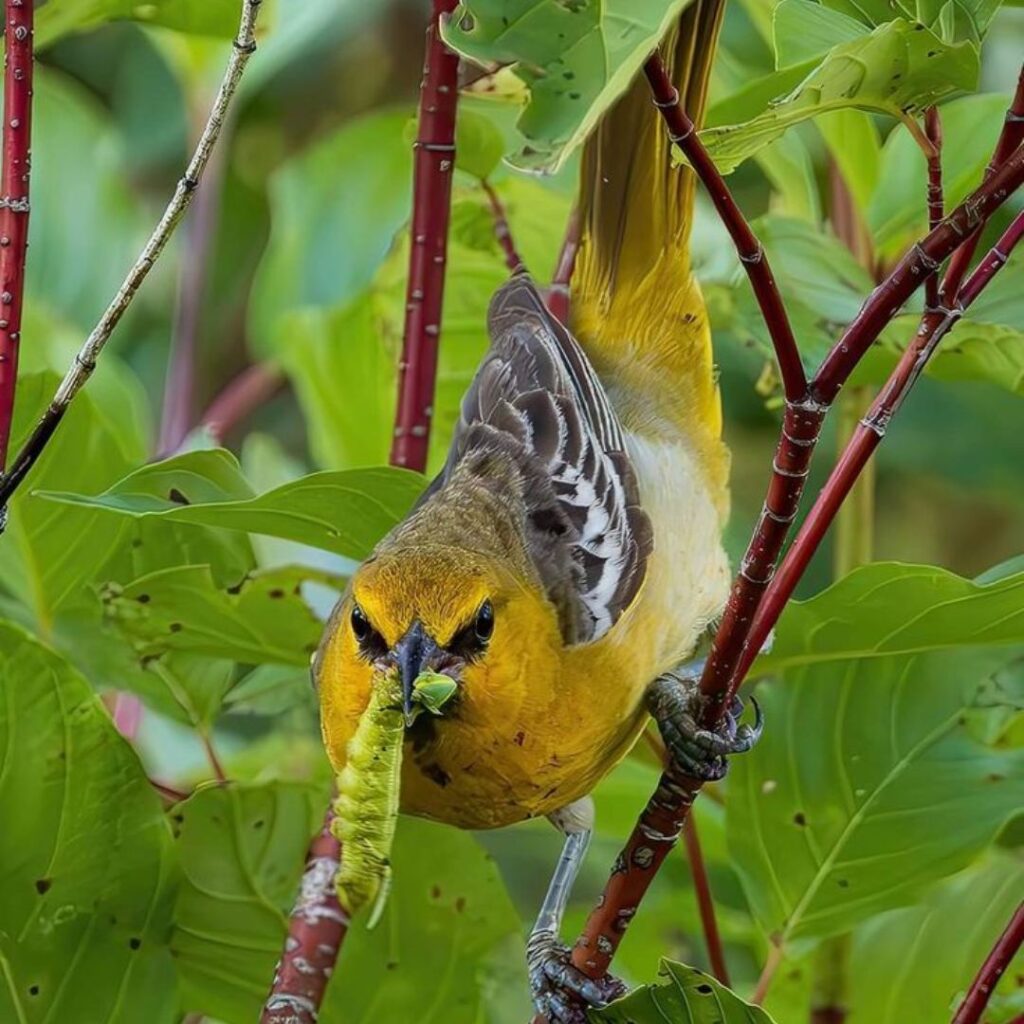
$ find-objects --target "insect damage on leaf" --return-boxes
[332,668,459,927]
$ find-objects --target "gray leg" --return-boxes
[647,658,763,782]
[527,798,626,1023]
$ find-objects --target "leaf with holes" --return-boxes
[442,0,693,172]
[593,960,777,1022]
[102,565,334,667]
[731,564,1024,942]
[0,622,179,1023]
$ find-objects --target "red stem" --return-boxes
[924,107,943,311]
[682,816,730,986]
[546,205,580,323]
[389,0,460,472]
[644,55,806,403]
[569,67,1024,986]
[483,180,523,273]
[952,902,1024,1024]
[261,809,349,1024]
[199,362,285,444]
[0,0,34,473]
[941,65,1024,304]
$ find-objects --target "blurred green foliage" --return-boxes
[1,0,1023,1021]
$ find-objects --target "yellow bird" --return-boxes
[316,3,758,1018]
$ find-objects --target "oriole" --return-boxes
[317,3,757,1018]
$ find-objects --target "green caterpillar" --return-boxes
[332,669,457,928]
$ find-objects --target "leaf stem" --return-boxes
[751,941,784,1005]
[199,362,285,444]
[0,0,35,480]
[923,106,943,312]
[389,0,461,472]
[682,816,730,986]
[952,901,1024,1024]
[0,0,262,520]
[200,729,228,784]
[482,180,524,273]
[546,204,580,323]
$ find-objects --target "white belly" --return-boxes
[621,430,732,674]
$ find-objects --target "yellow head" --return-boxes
[316,543,565,784]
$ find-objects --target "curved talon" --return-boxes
[529,933,625,1023]
[647,671,764,782]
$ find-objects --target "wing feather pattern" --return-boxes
[440,273,652,645]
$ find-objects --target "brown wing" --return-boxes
[437,272,653,645]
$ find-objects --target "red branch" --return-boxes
[483,180,523,272]
[261,810,349,1024]
[924,107,943,310]
[952,901,1024,1024]
[568,64,1024,987]
[682,816,730,986]
[199,362,285,444]
[0,0,34,474]
[941,65,1024,303]
[546,205,580,323]
[389,0,460,471]
[644,55,806,403]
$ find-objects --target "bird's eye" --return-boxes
[351,604,371,642]
[474,600,494,643]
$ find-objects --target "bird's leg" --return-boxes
[647,656,764,782]
[528,798,626,1024]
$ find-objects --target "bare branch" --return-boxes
[0,0,262,516]
[546,205,580,323]
[952,901,1024,1024]
[483,179,524,273]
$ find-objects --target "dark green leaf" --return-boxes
[0,622,178,1023]
[171,782,326,1022]
[225,663,315,716]
[443,0,693,172]
[592,960,776,1023]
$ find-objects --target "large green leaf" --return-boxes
[102,565,332,667]
[772,0,868,68]
[442,0,692,172]
[35,0,239,49]
[731,564,1024,943]
[756,563,1024,675]
[0,623,179,1023]
[171,782,326,1022]
[123,653,238,729]
[322,816,528,1023]
[847,853,1024,1024]
[41,452,424,562]
[821,0,1004,42]
[593,960,776,1023]
[696,20,979,173]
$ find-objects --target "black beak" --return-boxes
[392,620,439,725]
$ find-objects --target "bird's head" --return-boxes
[317,543,564,748]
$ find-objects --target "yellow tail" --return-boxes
[572,0,725,456]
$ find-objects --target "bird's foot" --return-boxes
[647,668,763,782]
[528,930,626,1023]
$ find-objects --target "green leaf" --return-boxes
[731,564,1024,943]
[125,653,238,729]
[0,369,145,633]
[455,108,507,180]
[102,565,331,667]
[0,623,178,1023]
[868,92,1011,257]
[442,0,693,172]
[41,455,425,562]
[322,817,527,1024]
[170,782,326,1022]
[224,663,315,716]
[696,20,979,174]
[820,0,1004,42]
[35,0,239,49]
[754,132,823,222]
[756,563,1024,675]
[592,960,777,1023]
[846,853,1024,1024]
[772,0,868,68]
